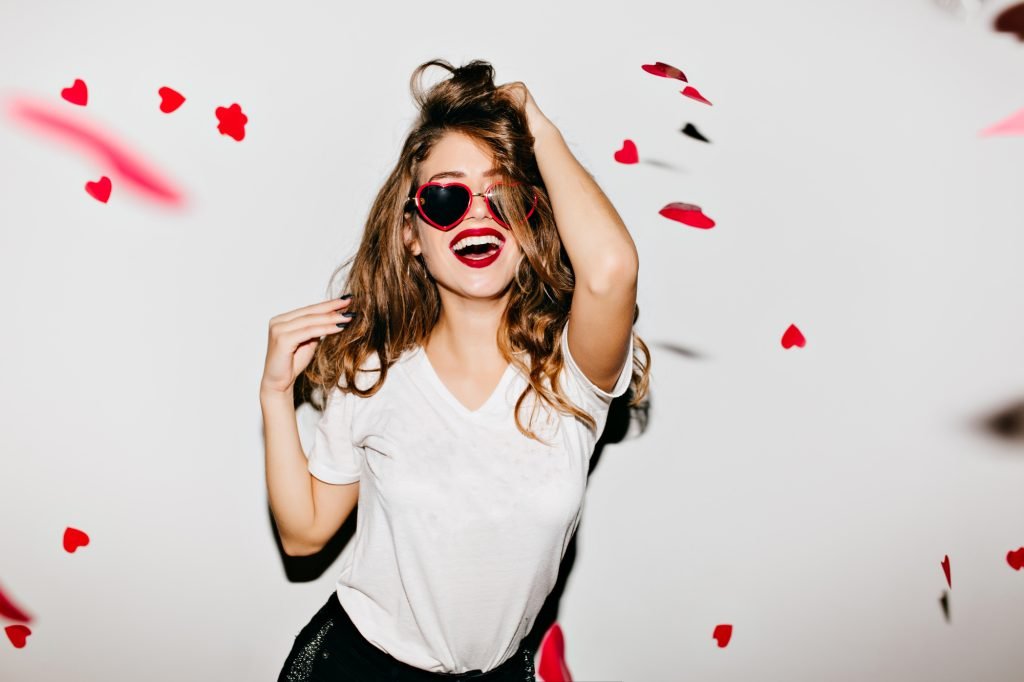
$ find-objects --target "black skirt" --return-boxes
[278,590,536,682]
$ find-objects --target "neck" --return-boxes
[427,288,511,366]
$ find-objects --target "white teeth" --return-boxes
[452,235,503,252]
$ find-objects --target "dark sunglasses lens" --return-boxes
[487,184,537,226]
[418,185,470,228]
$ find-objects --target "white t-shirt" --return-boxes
[305,318,633,673]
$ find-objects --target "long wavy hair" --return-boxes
[304,58,651,442]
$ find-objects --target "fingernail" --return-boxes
[340,311,358,318]
[339,293,352,300]
[336,322,348,329]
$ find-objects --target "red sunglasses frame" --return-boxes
[405,180,539,232]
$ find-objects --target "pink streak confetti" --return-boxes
[979,108,1024,136]
[5,96,185,206]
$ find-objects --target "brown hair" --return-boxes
[304,58,651,442]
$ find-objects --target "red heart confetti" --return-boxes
[659,202,715,229]
[681,85,713,106]
[61,78,88,106]
[979,108,1024,137]
[781,324,806,349]
[537,622,572,682]
[5,624,31,648]
[941,555,951,589]
[85,176,111,203]
[641,61,688,82]
[158,86,185,113]
[613,139,638,164]
[1008,547,1024,570]
[713,624,733,648]
[0,584,32,622]
[216,103,248,141]
[63,526,90,552]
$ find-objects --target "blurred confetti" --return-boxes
[994,2,1024,40]
[681,122,710,142]
[0,584,32,623]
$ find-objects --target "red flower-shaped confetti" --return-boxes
[537,622,572,682]
[713,624,733,648]
[0,584,32,622]
[61,78,88,106]
[781,324,806,349]
[641,61,688,82]
[5,624,31,648]
[158,86,185,113]
[1008,547,1024,570]
[941,555,951,589]
[613,139,638,164]
[682,85,713,106]
[63,527,90,552]
[659,202,715,229]
[215,103,248,141]
[85,176,111,203]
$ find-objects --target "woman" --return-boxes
[261,58,650,681]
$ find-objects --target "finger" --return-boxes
[270,295,352,326]
[272,306,356,339]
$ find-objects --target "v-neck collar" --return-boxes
[413,345,516,418]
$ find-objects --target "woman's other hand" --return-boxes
[260,296,355,395]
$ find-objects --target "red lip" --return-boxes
[449,227,505,269]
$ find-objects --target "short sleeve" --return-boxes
[558,317,633,415]
[306,385,362,484]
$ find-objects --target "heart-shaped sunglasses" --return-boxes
[405,181,539,231]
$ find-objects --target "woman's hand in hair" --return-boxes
[497,81,554,138]
[260,296,355,395]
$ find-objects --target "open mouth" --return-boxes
[449,228,505,268]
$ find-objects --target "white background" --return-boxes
[1,0,1022,680]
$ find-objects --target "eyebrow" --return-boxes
[427,168,502,182]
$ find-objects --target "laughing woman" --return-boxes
[261,58,650,681]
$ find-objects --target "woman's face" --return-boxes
[403,131,524,301]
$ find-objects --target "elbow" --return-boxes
[281,533,322,557]
[582,252,639,296]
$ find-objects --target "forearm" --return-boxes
[261,388,318,554]
[532,122,639,288]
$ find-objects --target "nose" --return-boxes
[467,189,490,221]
